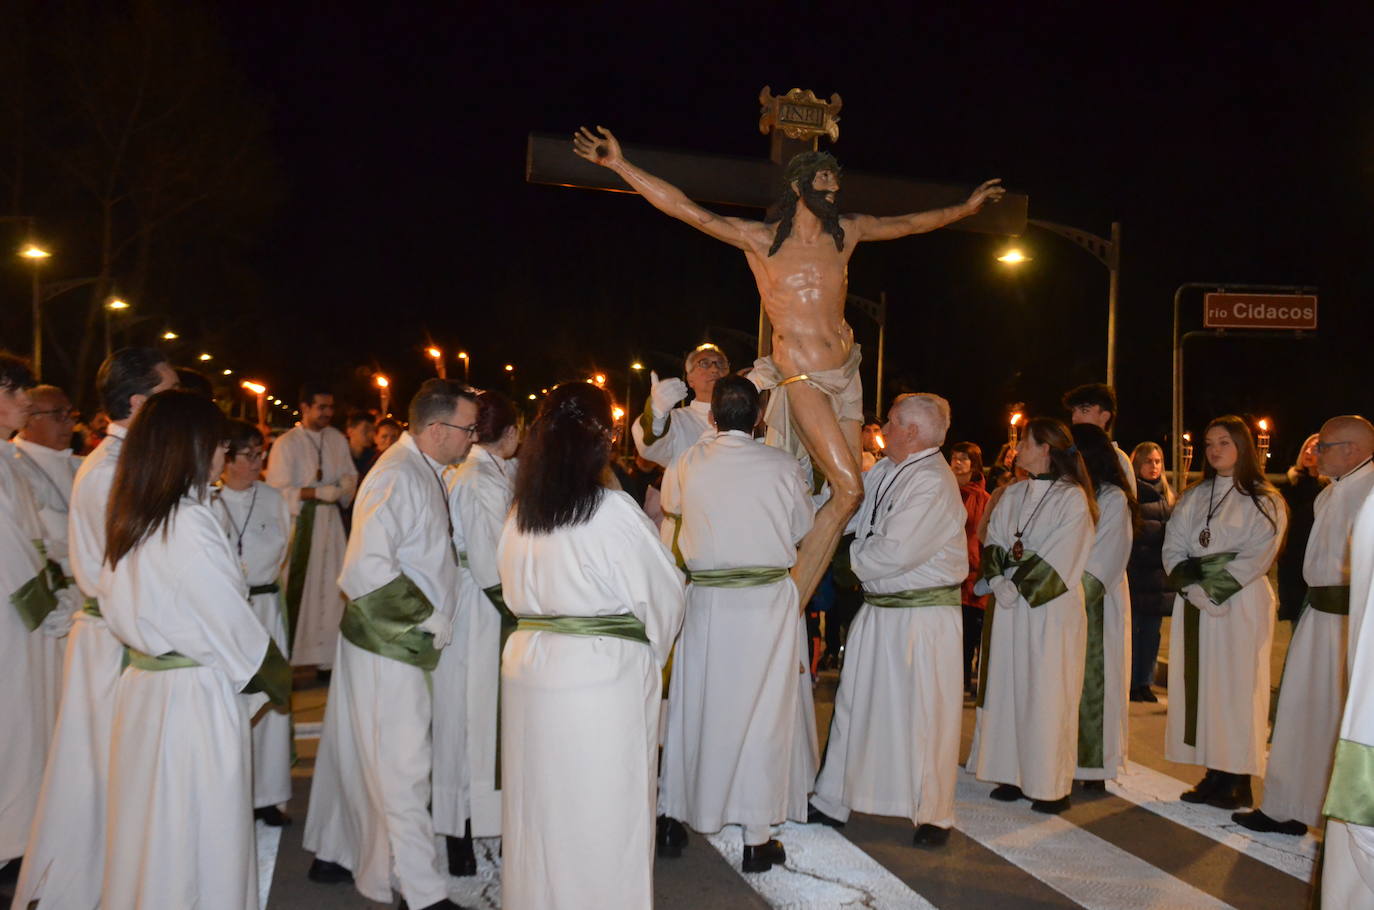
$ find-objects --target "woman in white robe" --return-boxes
[969,417,1095,813]
[215,419,294,823]
[99,390,289,910]
[498,382,686,910]
[1163,415,1287,809]
[1069,423,1135,785]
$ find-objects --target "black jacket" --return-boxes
[1127,476,1174,618]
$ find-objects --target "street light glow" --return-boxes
[426,347,441,359]
[198,353,212,361]
[161,331,179,340]
[20,244,51,260]
[997,248,1030,264]
[106,298,130,310]
[528,393,537,400]
[222,369,233,375]
[458,351,468,360]
[593,373,606,386]
[375,375,390,388]
[241,380,266,395]
[631,361,644,371]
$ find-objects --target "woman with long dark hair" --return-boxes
[1128,442,1174,702]
[969,417,1095,814]
[99,390,289,909]
[1069,423,1136,790]
[433,389,520,872]
[1162,415,1287,810]
[497,382,685,910]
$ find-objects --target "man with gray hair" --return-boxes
[632,343,729,468]
[809,393,968,848]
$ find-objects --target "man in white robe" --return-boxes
[631,343,727,469]
[1322,481,1374,906]
[810,393,967,846]
[303,379,477,910]
[1064,382,1137,495]
[1237,416,1374,835]
[658,376,816,872]
[13,347,178,910]
[265,383,357,668]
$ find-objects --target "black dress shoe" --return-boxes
[1138,687,1159,703]
[656,816,688,858]
[741,839,786,873]
[989,784,1025,801]
[1205,773,1252,810]
[446,826,477,876]
[807,803,846,828]
[315,668,332,684]
[1232,809,1307,835]
[912,824,950,848]
[1180,769,1222,803]
[1031,795,1071,815]
[398,900,467,910]
[1078,780,1107,792]
[307,858,352,884]
[254,805,292,827]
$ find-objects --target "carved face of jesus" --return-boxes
[811,169,839,202]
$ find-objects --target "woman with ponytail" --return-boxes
[1162,415,1287,810]
[497,382,686,910]
[968,417,1096,815]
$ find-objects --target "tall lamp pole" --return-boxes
[20,241,51,378]
[625,361,643,455]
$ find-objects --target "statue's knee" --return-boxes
[833,476,863,514]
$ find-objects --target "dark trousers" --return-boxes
[962,604,984,690]
[1131,613,1164,690]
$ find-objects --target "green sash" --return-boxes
[338,573,440,671]
[126,648,200,670]
[248,582,280,596]
[83,596,102,617]
[662,510,686,570]
[514,613,649,644]
[865,584,961,609]
[687,566,790,588]
[1077,572,1107,769]
[485,583,518,789]
[284,499,339,645]
[976,544,1073,708]
[456,550,471,569]
[1305,585,1350,616]
[637,397,670,446]
[1167,551,1240,746]
[1324,738,1374,826]
[10,565,58,632]
[243,639,293,708]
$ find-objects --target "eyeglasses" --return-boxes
[29,408,77,423]
[1314,440,1354,453]
[690,357,728,371]
[437,421,478,436]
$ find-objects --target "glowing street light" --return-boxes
[222,369,233,376]
[161,331,179,341]
[527,393,537,400]
[631,361,644,371]
[241,380,268,428]
[19,244,51,260]
[241,380,266,395]
[425,346,447,379]
[374,374,391,416]
[592,373,606,387]
[374,375,390,389]
[19,243,52,378]
[198,352,213,362]
[996,248,1030,264]
[504,363,514,372]
[106,297,130,311]
[457,350,470,382]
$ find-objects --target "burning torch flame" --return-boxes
[240,381,266,396]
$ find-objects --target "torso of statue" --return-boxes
[741,218,859,376]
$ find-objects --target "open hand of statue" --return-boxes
[965,178,1006,213]
[573,125,622,167]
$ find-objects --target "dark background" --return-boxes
[3,1,1370,466]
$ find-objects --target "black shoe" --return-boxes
[307,858,352,884]
[398,900,467,910]
[912,824,950,848]
[1138,686,1159,703]
[1078,780,1107,792]
[807,803,846,828]
[1231,809,1307,835]
[1031,795,1071,815]
[254,805,292,827]
[446,827,477,876]
[989,784,1025,802]
[1180,769,1222,803]
[316,668,332,684]
[656,816,688,858]
[1205,774,1253,810]
[741,839,786,873]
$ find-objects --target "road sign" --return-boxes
[1203,293,1317,330]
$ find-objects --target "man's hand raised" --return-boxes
[965,178,1006,214]
[649,371,689,418]
[573,126,623,168]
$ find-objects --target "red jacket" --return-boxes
[959,477,991,608]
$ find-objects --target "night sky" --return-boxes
[84,4,1374,461]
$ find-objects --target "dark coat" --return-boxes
[1127,475,1174,617]
[1276,470,1328,622]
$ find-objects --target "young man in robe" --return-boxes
[809,393,968,846]
[265,383,358,670]
[303,378,477,910]
[1235,415,1374,835]
[1064,383,1137,495]
[14,347,178,910]
[632,343,729,469]
[658,375,816,872]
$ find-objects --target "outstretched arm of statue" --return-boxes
[573,125,759,250]
[850,178,1006,242]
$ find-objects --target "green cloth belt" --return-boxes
[339,572,440,671]
[457,550,470,569]
[243,639,293,708]
[1324,738,1374,826]
[83,596,101,617]
[515,612,649,644]
[10,564,58,632]
[127,648,200,671]
[687,566,790,588]
[638,397,669,446]
[1167,551,1239,747]
[284,499,339,645]
[662,510,686,571]
[248,582,280,596]
[976,544,1072,709]
[1305,584,1350,616]
[1078,572,1107,769]
[485,583,517,789]
[865,584,961,609]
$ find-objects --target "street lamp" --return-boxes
[624,361,645,455]
[457,351,470,382]
[241,380,268,427]
[374,374,391,416]
[104,297,131,357]
[198,352,212,362]
[161,331,179,341]
[996,248,1030,264]
[426,346,447,379]
[20,243,51,378]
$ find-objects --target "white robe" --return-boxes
[498,490,686,910]
[303,432,458,909]
[99,498,273,910]
[0,439,51,862]
[812,447,968,828]
[658,430,815,840]
[265,424,357,666]
[1322,484,1374,906]
[969,478,1093,801]
[1162,477,1286,775]
[1263,461,1374,826]
[214,481,294,809]
[1077,484,1133,781]
[433,444,516,838]
[631,398,712,468]
[14,425,129,910]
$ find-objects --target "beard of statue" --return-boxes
[766,184,845,257]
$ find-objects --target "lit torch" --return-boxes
[1008,410,1024,454]
[1257,418,1272,467]
[241,380,268,433]
[426,346,447,379]
[375,374,391,416]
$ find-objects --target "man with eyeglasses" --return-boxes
[1235,415,1374,838]
[305,379,477,910]
[632,343,730,469]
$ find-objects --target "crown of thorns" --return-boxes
[783,151,841,190]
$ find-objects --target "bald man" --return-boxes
[1234,416,1374,835]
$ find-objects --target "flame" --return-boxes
[374,375,390,389]
[1009,412,1023,426]
[426,347,441,359]
[504,364,514,372]
[875,433,886,450]
[612,405,625,421]
[593,373,606,387]
[1258,418,1270,432]
[241,381,266,395]
[1183,432,1191,442]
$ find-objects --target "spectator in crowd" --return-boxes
[1275,433,1326,624]
[950,441,990,695]
[374,417,402,455]
[345,411,378,478]
[1128,442,1175,702]
[861,419,884,471]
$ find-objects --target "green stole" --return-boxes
[975,543,1071,708]
[284,499,339,644]
[864,584,961,609]
[514,613,649,644]
[1166,551,1243,747]
[687,566,790,588]
[338,572,440,671]
[127,638,291,708]
[1077,572,1107,768]
[637,397,671,446]
[10,538,68,631]
[661,511,686,570]
[1326,738,1374,827]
